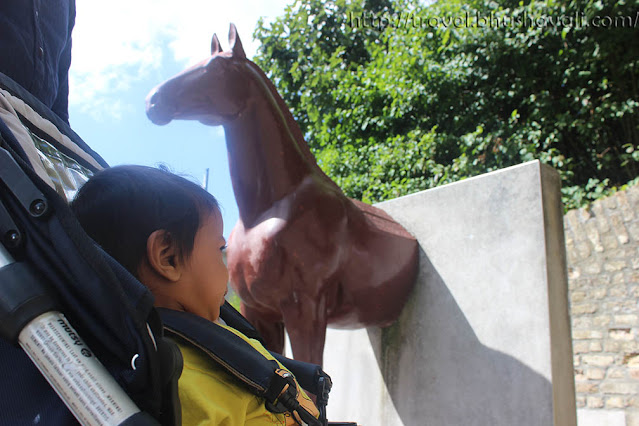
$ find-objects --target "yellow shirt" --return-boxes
[177,323,318,426]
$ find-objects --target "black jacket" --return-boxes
[0,0,75,123]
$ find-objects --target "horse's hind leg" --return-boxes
[241,303,285,354]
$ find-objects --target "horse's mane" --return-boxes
[243,59,343,193]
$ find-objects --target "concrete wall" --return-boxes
[322,161,577,426]
[564,185,639,426]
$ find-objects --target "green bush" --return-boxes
[254,0,639,210]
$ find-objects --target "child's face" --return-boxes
[176,209,229,322]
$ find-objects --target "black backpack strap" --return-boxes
[219,301,332,423]
[219,301,265,343]
[159,308,324,426]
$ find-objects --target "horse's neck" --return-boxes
[224,62,339,227]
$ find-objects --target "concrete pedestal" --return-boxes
[323,161,577,426]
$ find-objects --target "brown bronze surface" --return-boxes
[146,24,418,365]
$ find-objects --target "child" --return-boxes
[71,165,318,425]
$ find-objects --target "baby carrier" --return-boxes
[0,71,337,426]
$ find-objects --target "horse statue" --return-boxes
[146,24,419,366]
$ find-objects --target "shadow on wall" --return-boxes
[369,247,553,426]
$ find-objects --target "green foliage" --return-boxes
[226,290,242,311]
[254,0,639,210]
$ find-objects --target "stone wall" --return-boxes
[563,185,639,424]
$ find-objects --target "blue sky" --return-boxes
[67,0,291,237]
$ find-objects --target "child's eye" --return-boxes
[220,244,227,252]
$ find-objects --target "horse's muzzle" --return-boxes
[145,89,173,126]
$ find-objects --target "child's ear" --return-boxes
[146,230,182,282]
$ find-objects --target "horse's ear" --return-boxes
[211,33,222,55]
[229,23,246,59]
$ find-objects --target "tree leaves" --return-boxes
[254,0,639,210]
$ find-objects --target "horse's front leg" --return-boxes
[241,303,286,355]
[280,289,328,366]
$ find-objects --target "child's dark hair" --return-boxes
[71,165,220,276]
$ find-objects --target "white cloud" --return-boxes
[70,0,289,119]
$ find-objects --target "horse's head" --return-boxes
[146,24,250,126]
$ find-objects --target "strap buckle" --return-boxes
[265,368,322,426]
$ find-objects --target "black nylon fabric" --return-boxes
[0,338,79,425]
[270,352,325,396]
[160,308,329,426]
[159,308,279,396]
[219,301,265,343]
[219,301,327,398]
[0,79,173,422]
[0,143,167,421]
